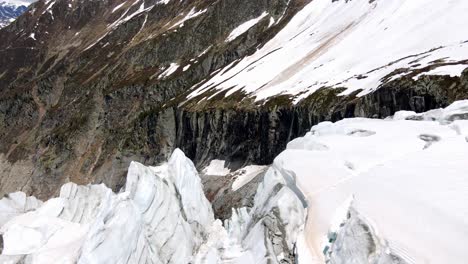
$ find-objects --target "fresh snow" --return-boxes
[156,0,171,5]
[414,64,468,80]
[189,0,468,102]
[108,2,154,29]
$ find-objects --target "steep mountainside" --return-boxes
[0,1,28,28]
[0,0,467,200]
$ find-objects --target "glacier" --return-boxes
[281,100,468,263]
[0,149,306,264]
[1,101,468,263]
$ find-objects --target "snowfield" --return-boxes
[188,0,468,102]
[281,100,468,263]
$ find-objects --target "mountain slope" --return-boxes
[188,0,468,102]
[0,1,28,28]
[0,0,467,200]
[0,0,306,199]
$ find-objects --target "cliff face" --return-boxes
[129,72,468,173]
[0,0,304,198]
[1,0,467,199]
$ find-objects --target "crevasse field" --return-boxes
[1,101,467,264]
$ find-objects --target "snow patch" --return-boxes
[226,12,268,42]
[158,63,179,79]
[231,165,267,191]
[202,159,231,176]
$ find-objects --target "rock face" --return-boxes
[0,0,305,199]
[0,0,467,200]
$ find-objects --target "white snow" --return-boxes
[158,63,179,79]
[2,0,33,6]
[276,100,468,263]
[202,159,231,176]
[156,0,171,5]
[0,151,306,264]
[202,162,267,191]
[169,7,207,29]
[189,0,468,103]
[0,149,215,264]
[231,165,267,191]
[108,2,154,29]
[0,192,42,227]
[111,2,126,13]
[414,64,468,80]
[226,12,268,42]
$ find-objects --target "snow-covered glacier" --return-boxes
[0,149,215,264]
[281,100,468,263]
[0,149,306,264]
[1,101,468,264]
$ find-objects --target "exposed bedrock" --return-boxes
[130,71,468,167]
[1,71,467,200]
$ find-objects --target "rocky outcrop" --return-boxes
[129,70,468,167]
